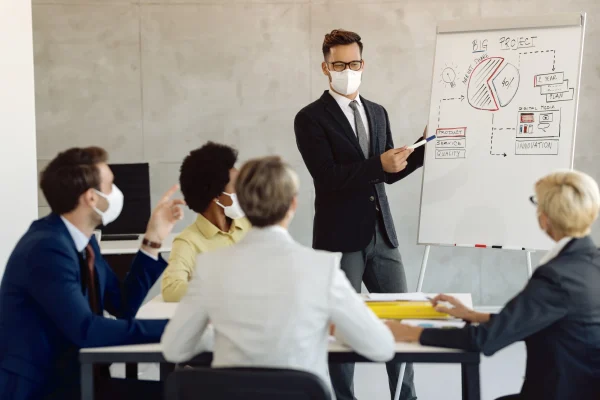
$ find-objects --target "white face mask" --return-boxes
[93,184,124,226]
[215,192,245,220]
[330,69,362,95]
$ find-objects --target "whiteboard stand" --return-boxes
[416,245,431,292]
[393,363,406,400]
[415,246,536,292]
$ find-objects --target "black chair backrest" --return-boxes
[165,367,332,400]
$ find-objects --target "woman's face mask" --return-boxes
[215,192,245,220]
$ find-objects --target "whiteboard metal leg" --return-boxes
[526,251,533,278]
[394,363,406,400]
[416,245,431,292]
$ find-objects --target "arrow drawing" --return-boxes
[437,97,463,128]
[518,49,556,70]
[490,114,508,157]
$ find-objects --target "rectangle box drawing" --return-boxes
[436,138,467,149]
[435,149,466,159]
[540,80,569,94]
[436,127,467,138]
[515,139,559,155]
[534,72,564,86]
[547,88,575,102]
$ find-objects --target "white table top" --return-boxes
[135,293,473,321]
[81,293,474,361]
[136,295,177,319]
[100,233,178,255]
[81,340,464,355]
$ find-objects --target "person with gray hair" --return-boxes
[161,156,398,396]
[386,170,600,400]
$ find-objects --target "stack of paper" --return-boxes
[361,292,451,320]
[362,293,431,302]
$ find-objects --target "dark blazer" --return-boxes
[0,213,168,400]
[421,237,600,400]
[294,91,424,253]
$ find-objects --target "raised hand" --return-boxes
[145,184,186,244]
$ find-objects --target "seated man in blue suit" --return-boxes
[0,147,185,400]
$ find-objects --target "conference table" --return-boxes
[80,294,481,400]
[99,233,177,256]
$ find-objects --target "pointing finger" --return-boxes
[168,199,186,207]
[159,184,180,204]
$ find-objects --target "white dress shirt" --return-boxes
[161,226,394,395]
[538,236,574,266]
[329,89,370,140]
[60,216,157,260]
[61,216,89,252]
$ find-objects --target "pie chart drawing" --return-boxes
[467,57,520,111]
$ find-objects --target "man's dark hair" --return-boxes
[322,29,363,60]
[40,147,108,215]
[179,142,238,214]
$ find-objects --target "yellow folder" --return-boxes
[365,301,449,320]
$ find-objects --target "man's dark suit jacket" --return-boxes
[0,213,168,399]
[294,90,424,253]
[421,237,600,400]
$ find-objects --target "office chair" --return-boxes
[164,367,332,400]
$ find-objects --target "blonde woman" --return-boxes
[387,170,600,400]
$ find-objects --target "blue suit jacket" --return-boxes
[0,214,168,399]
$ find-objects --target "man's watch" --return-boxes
[142,237,162,249]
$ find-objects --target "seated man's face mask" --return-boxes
[93,184,124,225]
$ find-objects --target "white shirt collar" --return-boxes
[538,236,573,266]
[60,216,90,252]
[328,89,362,109]
[248,225,293,241]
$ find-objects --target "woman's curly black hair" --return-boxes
[179,142,238,214]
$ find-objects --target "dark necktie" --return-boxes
[82,244,111,386]
[84,244,100,314]
[349,100,370,158]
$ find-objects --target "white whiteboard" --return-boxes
[418,13,586,251]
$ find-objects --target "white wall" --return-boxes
[31,1,600,306]
[0,1,38,278]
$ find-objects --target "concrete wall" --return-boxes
[0,0,38,278]
[33,0,600,305]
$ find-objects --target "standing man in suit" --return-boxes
[294,29,426,400]
[0,147,184,400]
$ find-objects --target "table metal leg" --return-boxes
[81,363,94,400]
[125,363,138,379]
[160,363,175,381]
[393,363,406,400]
[461,362,481,400]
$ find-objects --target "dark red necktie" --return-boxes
[83,244,111,385]
[84,244,100,314]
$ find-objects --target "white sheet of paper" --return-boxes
[362,293,431,302]
[400,319,466,328]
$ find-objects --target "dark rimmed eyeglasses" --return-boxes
[529,195,538,205]
[327,60,364,72]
